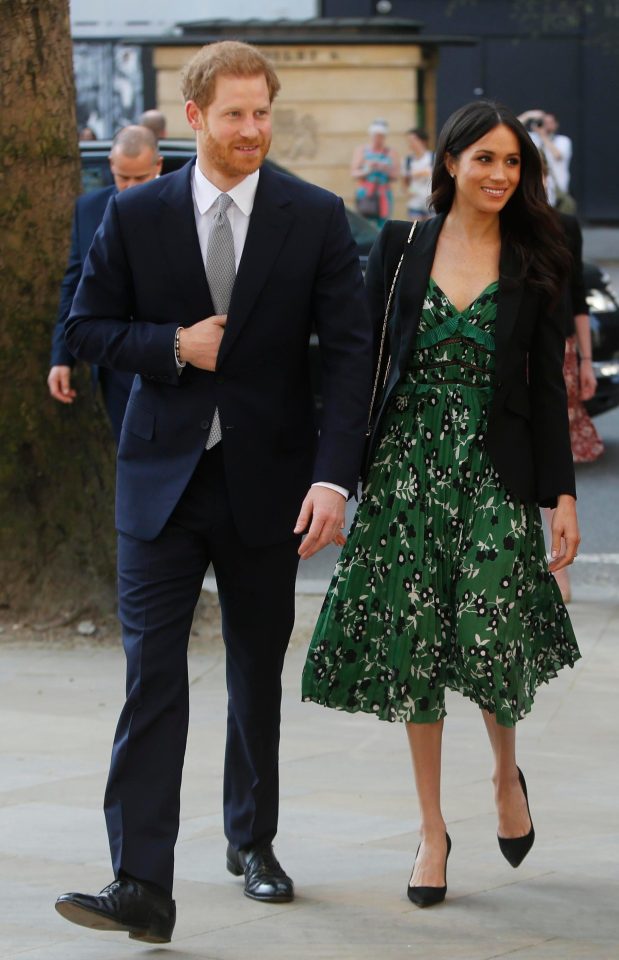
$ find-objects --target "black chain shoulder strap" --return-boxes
[367,220,417,434]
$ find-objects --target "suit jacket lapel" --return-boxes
[495,243,524,381]
[217,165,294,366]
[158,159,215,319]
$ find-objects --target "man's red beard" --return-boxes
[203,130,271,179]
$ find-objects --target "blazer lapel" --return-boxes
[390,214,444,381]
[384,217,523,393]
[158,159,215,319]
[495,243,524,381]
[217,165,294,366]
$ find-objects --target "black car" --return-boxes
[80,140,619,415]
[583,262,619,417]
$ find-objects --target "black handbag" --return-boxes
[361,220,418,480]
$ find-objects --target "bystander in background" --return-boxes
[520,109,574,211]
[401,127,433,220]
[79,125,97,141]
[539,150,603,602]
[139,109,168,140]
[47,125,162,444]
[351,119,399,228]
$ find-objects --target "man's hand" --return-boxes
[549,494,580,573]
[48,365,77,403]
[294,487,346,560]
[178,315,227,371]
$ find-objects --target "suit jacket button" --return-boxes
[200,420,210,430]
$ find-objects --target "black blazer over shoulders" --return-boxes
[364,215,576,507]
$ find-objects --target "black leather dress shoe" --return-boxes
[55,878,176,943]
[226,842,294,902]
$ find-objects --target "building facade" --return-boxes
[152,19,445,216]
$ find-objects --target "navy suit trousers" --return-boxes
[105,444,300,894]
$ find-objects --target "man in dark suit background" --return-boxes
[55,41,372,943]
[47,125,162,443]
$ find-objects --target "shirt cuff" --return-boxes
[312,481,349,499]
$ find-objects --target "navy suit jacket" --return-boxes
[365,216,575,507]
[50,185,116,372]
[66,160,373,545]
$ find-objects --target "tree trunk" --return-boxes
[0,1,116,617]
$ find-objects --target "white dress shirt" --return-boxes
[192,162,258,268]
[188,162,348,501]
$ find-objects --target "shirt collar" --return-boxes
[193,162,260,217]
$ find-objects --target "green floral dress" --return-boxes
[302,278,580,727]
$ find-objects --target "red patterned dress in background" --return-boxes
[563,337,604,463]
[558,213,604,464]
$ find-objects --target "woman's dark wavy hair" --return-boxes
[430,100,570,306]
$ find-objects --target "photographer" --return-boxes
[519,109,573,206]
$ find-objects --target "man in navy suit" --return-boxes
[55,41,372,943]
[47,125,162,443]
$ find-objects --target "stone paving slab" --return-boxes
[1,592,618,959]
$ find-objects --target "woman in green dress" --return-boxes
[302,101,581,907]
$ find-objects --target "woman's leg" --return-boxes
[406,720,449,886]
[481,710,532,838]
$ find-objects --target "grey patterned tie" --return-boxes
[205,193,235,449]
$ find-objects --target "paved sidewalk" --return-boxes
[1,582,618,960]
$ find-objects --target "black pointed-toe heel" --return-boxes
[497,767,535,868]
[407,833,451,907]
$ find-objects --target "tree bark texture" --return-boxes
[0,1,116,616]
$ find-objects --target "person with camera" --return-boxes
[519,109,573,208]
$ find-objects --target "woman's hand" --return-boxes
[549,495,580,572]
[579,358,597,402]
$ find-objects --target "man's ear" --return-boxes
[185,101,203,132]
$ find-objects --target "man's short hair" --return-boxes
[180,40,281,109]
[110,125,159,158]
[407,128,429,143]
[138,109,167,138]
